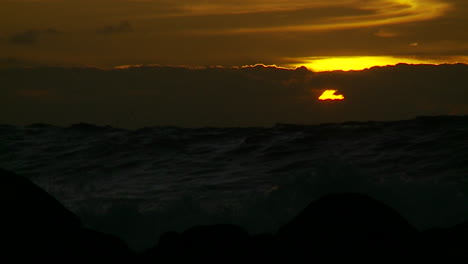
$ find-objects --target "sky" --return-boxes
[1,0,468,70]
[1,0,467,128]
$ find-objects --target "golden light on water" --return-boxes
[318,90,345,101]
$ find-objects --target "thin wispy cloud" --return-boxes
[180,0,451,34]
[0,0,464,68]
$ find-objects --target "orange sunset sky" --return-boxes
[1,0,467,71]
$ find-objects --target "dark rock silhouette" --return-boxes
[142,224,250,263]
[1,168,133,260]
[4,167,468,262]
[139,231,183,262]
[420,220,468,261]
[249,233,280,263]
[277,193,419,262]
[140,194,423,263]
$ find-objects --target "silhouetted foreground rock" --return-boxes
[3,167,468,262]
[420,221,468,262]
[1,168,133,261]
[141,194,422,263]
[141,224,250,263]
[277,193,419,262]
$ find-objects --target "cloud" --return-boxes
[0,64,467,128]
[97,21,133,34]
[165,0,452,34]
[9,30,40,45]
[374,28,399,38]
[9,28,62,45]
[305,63,468,120]
[0,0,464,67]
[0,57,42,68]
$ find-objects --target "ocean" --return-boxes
[1,115,467,251]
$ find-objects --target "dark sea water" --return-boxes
[1,115,467,251]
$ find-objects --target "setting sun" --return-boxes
[319,90,345,101]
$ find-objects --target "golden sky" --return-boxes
[1,0,467,70]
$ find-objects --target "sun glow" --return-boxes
[318,90,345,101]
[291,56,468,72]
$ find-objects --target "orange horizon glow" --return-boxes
[1,0,465,69]
[319,90,345,101]
[291,56,468,72]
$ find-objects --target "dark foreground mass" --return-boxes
[2,167,468,263]
[0,115,467,251]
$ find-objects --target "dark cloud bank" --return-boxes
[0,63,467,128]
[97,21,133,35]
[9,28,62,45]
